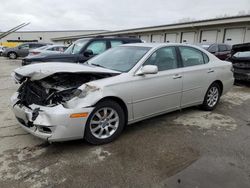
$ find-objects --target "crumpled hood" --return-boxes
[25,53,76,60]
[13,62,121,81]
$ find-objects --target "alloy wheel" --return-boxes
[206,86,219,107]
[90,107,119,139]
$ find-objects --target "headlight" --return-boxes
[77,84,100,98]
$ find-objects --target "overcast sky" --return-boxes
[0,0,249,31]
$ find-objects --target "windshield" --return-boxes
[233,51,250,58]
[64,39,89,54]
[88,46,151,72]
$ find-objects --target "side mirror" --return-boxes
[136,65,158,76]
[83,49,93,57]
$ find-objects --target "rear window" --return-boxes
[233,51,250,58]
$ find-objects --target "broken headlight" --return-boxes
[74,84,99,99]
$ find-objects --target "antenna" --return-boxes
[0,22,30,40]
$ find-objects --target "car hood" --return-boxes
[13,62,121,81]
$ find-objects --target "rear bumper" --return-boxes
[11,92,94,142]
[234,68,250,81]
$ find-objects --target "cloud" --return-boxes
[0,0,249,31]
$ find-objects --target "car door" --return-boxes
[18,44,29,57]
[131,46,183,120]
[218,44,230,60]
[79,40,108,63]
[178,46,214,108]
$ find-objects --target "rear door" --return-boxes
[178,46,214,107]
[18,43,29,57]
[218,44,230,60]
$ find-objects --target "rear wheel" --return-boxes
[8,52,17,59]
[84,100,125,145]
[201,83,221,111]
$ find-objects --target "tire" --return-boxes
[84,100,125,145]
[8,52,17,59]
[201,82,221,111]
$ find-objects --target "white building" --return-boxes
[0,30,106,44]
[52,15,250,45]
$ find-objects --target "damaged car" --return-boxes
[11,43,234,144]
[226,43,250,81]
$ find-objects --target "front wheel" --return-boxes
[84,100,125,145]
[201,83,221,111]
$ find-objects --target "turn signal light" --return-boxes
[70,113,89,118]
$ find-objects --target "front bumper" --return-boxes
[11,92,94,142]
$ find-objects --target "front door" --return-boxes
[131,46,183,120]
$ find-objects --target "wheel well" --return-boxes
[95,96,128,124]
[213,80,223,95]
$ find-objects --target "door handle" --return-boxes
[207,69,215,73]
[173,74,182,79]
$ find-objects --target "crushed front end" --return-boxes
[11,71,115,142]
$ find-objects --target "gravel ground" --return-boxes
[0,57,250,188]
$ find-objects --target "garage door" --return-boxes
[151,34,164,43]
[165,33,177,43]
[181,32,195,44]
[139,35,151,43]
[224,28,245,45]
[245,29,250,43]
[200,30,218,43]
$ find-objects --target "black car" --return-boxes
[22,37,142,65]
[227,43,250,81]
[196,43,232,60]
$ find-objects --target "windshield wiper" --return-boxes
[91,63,106,68]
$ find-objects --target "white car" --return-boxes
[0,46,6,56]
[11,43,234,144]
[28,45,67,57]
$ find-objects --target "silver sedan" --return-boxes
[11,43,234,144]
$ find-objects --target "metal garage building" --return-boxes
[0,30,106,44]
[52,15,250,45]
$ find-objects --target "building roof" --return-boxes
[52,15,250,41]
[0,29,107,33]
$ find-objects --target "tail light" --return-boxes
[31,52,40,55]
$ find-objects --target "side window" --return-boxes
[179,47,205,67]
[86,41,107,55]
[29,44,42,49]
[19,44,29,50]
[203,53,209,63]
[208,45,218,53]
[219,45,227,52]
[144,47,178,71]
[110,40,123,48]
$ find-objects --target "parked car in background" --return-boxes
[196,43,232,60]
[11,43,233,144]
[28,45,67,57]
[0,46,6,56]
[22,37,142,65]
[226,43,250,81]
[3,42,51,59]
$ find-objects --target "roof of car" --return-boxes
[122,42,199,48]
